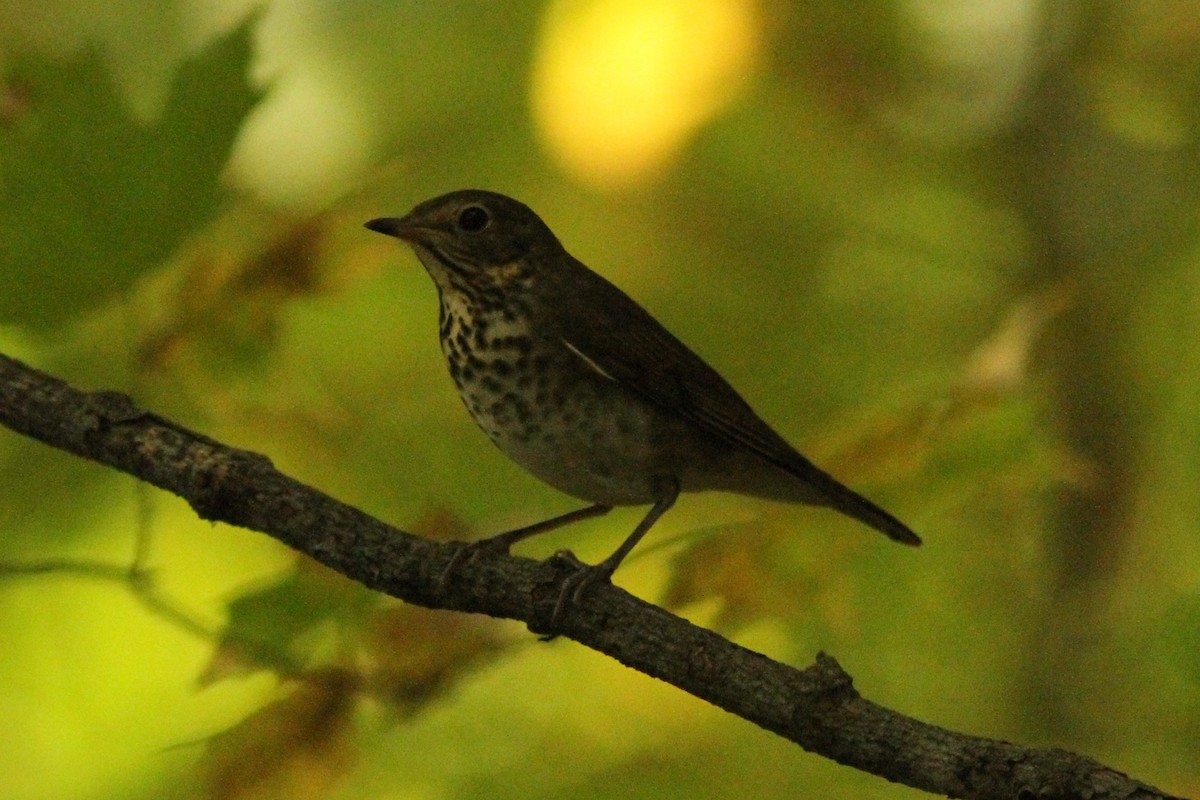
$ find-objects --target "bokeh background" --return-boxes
[1,2,1199,798]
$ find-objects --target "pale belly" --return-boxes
[473,380,666,505]
[439,306,680,505]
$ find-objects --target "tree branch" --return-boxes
[0,352,1183,800]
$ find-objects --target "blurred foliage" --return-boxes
[0,17,260,328]
[1,2,1199,800]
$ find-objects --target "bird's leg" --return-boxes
[439,503,612,589]
[550,476,680,624]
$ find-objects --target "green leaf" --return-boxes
[0,17,263,329]
[205,558,375,681]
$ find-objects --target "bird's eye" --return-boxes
[457,205,490,233]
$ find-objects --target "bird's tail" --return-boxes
[820,474,921,544]
[744,451,922,545]
[805,466,921,546]
[708,446,921,545]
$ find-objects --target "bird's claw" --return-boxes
[437,536,514,592]
[546,549,615,626]
[440,542,615,631]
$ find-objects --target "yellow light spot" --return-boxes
[532,0,759,189]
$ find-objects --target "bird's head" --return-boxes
[366,190,562,300]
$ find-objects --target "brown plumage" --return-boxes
[366,190,918,616]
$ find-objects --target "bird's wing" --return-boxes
[545,258,921,546]
[546,259,812,472]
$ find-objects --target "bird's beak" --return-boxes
[364,217,423,242]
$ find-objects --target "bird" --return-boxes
[365,190,919,620]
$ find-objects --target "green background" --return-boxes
[1,2,1198,799]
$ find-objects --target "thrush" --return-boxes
[365,190,919,619]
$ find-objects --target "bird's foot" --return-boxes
[440,504,613,595]
[436,533,520,593]
[546,549,616,627]
[542,485,675,627]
